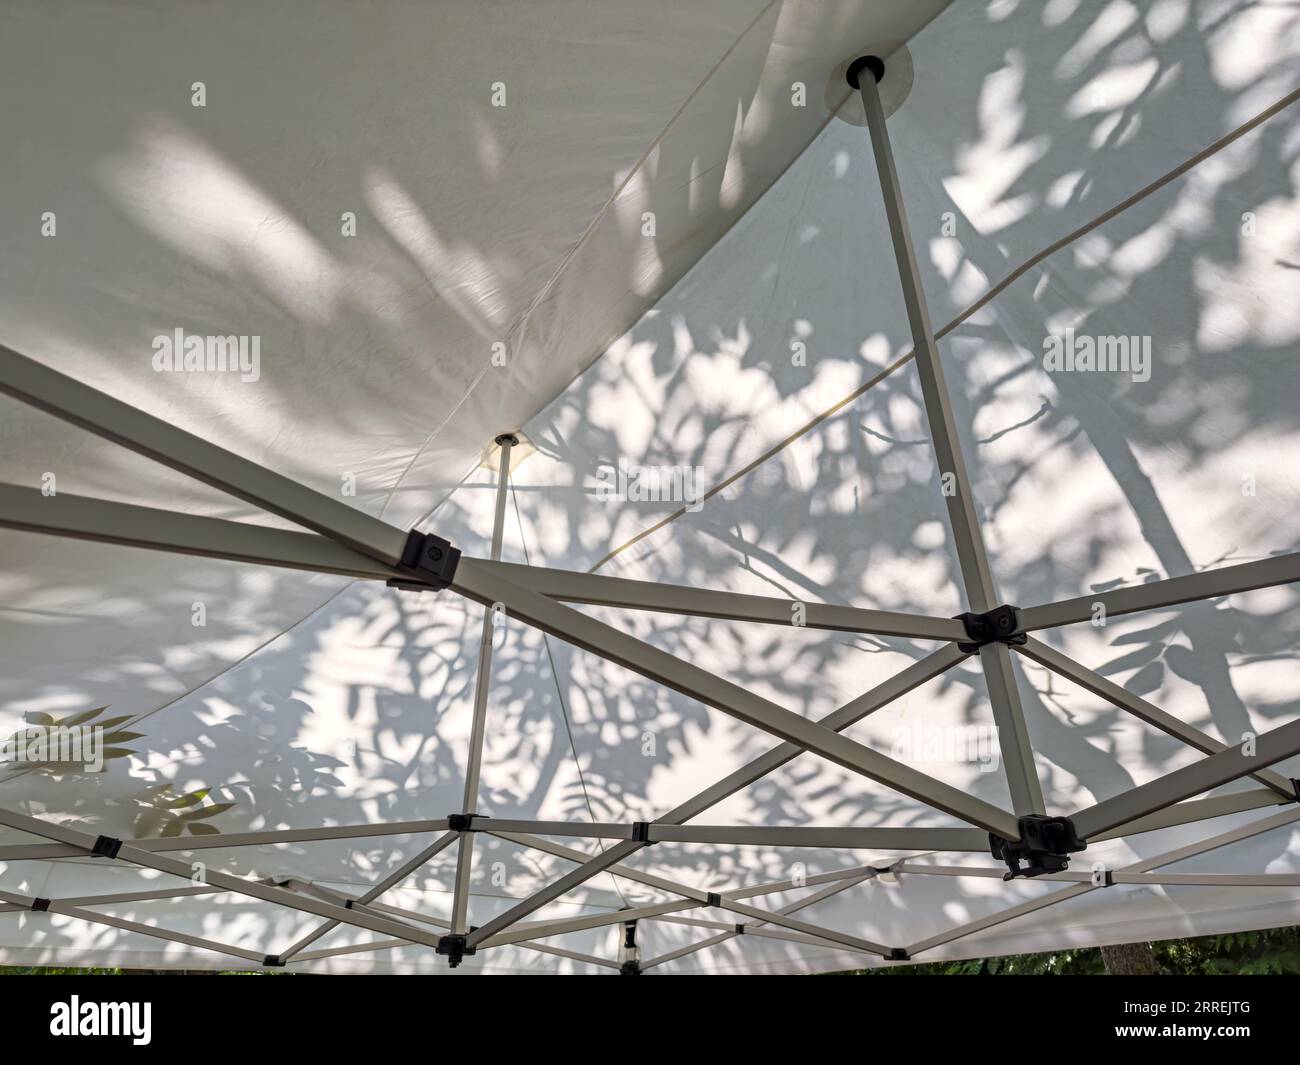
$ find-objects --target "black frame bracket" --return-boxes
[388,529,461,592]
[447,813,483,833]
[91,834,123,859]
[954,604,1025,653]
[990,815,1087,879]
[436,934,476,968]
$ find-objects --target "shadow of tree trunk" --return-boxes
[1101,942,1161,975]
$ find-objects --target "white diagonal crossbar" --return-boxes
[0,885,267,965]
[1071,717,1300,840]
[276,831,459,962]
[0,483,399,580]
[1017,553,1300,632]
[855,64,1044,817]
[489,560,967,641]
[639,871,878,971]
[905,805,1300,957]
[1016,636,1294,797]
[0,817,453,861]
[462,646,968,945]
[0,807,450,951]
[1091,788,1291,840]
[476,830,893,956]
[454,558,1016,837]
[0,344,408,564]
[272,878,619,970]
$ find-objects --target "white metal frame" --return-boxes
[1,58,1299,974]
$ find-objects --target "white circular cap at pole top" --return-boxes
[823,41,915,125]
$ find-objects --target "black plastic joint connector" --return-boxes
[846,55,885,89]
[436,934,475,968]
[706,892,722,908]
[263,955,284,968]
[31,898,51,912]
[447,813,479,832]
[734,924,746,936]
[990,814,1087,880]
[344,899,355,910]
[1290,778,1300,803]
[887,948,909,961]
[630,821,656,844]
[91,835,123,859]
[620,960,641,975]
[954,604,1025,653]
[388,529,461,592]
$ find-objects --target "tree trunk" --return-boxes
[1100,942,1161,975]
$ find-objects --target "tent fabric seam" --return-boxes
[583,83,1300,576]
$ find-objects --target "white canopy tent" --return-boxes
[1,0,1299,973]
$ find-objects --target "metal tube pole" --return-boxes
[1016,636,1294,797]
[0,808,449,951]
[0,344,409,565]
[906,804,1300,957]
[278,830,458,962]
[640,871,876,972]
[487,560,968,641]
[854,58,1044,815]
[463,646,968,946]
[454,558,1017,836]
[1017,551,1300,632]
[1072,715,1300,840]
[0,887,267,966]
[449,434,516,935]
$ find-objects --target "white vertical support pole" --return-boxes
[449,434,516,935]
[854,57,1044,815]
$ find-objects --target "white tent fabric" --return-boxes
[2,0,1299,973]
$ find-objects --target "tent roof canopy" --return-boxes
[2,0,1299,972]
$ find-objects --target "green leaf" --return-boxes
[61,707,109,727]
[99,748,135,760]
[182,803,235,821]
[162,789,210,809]
[187,823,220,836]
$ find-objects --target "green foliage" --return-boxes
[828,924,1300,975]
[861,946,1105,975]
[1155,926,1300,975]
[130,784,236,838]
[1,706,142,776]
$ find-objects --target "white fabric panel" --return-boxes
[2,0,1299,973]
